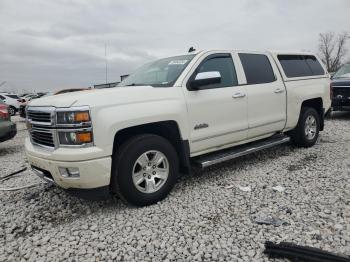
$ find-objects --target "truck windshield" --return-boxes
[333,64,350,79]
[118,54,195,87]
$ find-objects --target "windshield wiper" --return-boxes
[125,83,142,86]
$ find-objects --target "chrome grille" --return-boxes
[27,111,51,123]
[27,107,56,149]
[333,87,350,97]
[31,129,55,147]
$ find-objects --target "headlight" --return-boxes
[58,131,93,145]
[56,111,90,125]
[55,107,93,147]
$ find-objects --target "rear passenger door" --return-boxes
[238,53,286,138]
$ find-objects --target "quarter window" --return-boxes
[304,55,325,76]
[239,53,276,84]
[278,55,325,78]
[192,54,238,89]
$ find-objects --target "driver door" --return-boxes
[183,53,248,155]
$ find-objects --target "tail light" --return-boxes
[330,83,333,100]
[0,104,9,120]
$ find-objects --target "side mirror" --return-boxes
[190,71,221,90]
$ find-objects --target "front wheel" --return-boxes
[289,107,320,147]
[111,134,179,206]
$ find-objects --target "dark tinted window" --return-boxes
[6,94,19,99]
[0,95,5,100]
[305,56,325,75]
[195,54,238,89]
[239,53,276,84]
[278,55,324,78]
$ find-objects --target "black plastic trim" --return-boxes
[179,139,191,174]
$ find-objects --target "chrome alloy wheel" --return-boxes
[132,150,169,193]
[304,115,317,140]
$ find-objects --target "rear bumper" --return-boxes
[0,122,17,142]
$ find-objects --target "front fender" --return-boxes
[91,99,189,156]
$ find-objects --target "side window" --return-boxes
[0,95,5,100]
[193,54,238,89]
[305,55,325,75]
[278,55,325,78]
[239,53,276,85]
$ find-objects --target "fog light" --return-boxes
[59,167,80,178]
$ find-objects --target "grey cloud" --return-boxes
[0,0,349,92]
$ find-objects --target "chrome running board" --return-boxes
[192,134,290,168]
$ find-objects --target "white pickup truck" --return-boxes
[25,49,331,206]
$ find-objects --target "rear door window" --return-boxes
[239,53,276,84]
[278,55,324,78]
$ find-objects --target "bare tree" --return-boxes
[318,32,349,72]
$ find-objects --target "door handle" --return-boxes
[274,88,284,94]
[232,92,246,98]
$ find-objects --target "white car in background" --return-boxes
[0,93,22,116]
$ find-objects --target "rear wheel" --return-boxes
[111,134,179,206]
[290,107,320,147]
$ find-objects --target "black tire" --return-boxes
[289,107,320,147]
[111,134,179,206]
[9,106,16,116]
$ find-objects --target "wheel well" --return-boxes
[301,98,324,131]
[113,121,191,174]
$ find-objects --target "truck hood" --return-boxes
[28,86,179,108]
[331,78,350,87]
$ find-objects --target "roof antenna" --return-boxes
[188,46,196,53]
[105,43,108,84]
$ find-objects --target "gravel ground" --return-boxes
[1,114,349,262]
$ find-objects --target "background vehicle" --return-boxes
[19,94,42,118]
[19,89,90,118]
[54,88,91,95]
[0,100,17,142]
[0,93,22,116]
[25,50,331,206]
[331,63,350,112]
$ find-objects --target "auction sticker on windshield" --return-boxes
[169,60,188,65]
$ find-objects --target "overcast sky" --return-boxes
[0,0,349,93]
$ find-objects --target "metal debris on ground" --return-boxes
[264,241,350,262]
[0,167,27,182]
[237,185,251,192]
[0,166,46,191]
[272,185,285,192]
[254,214,288,226]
